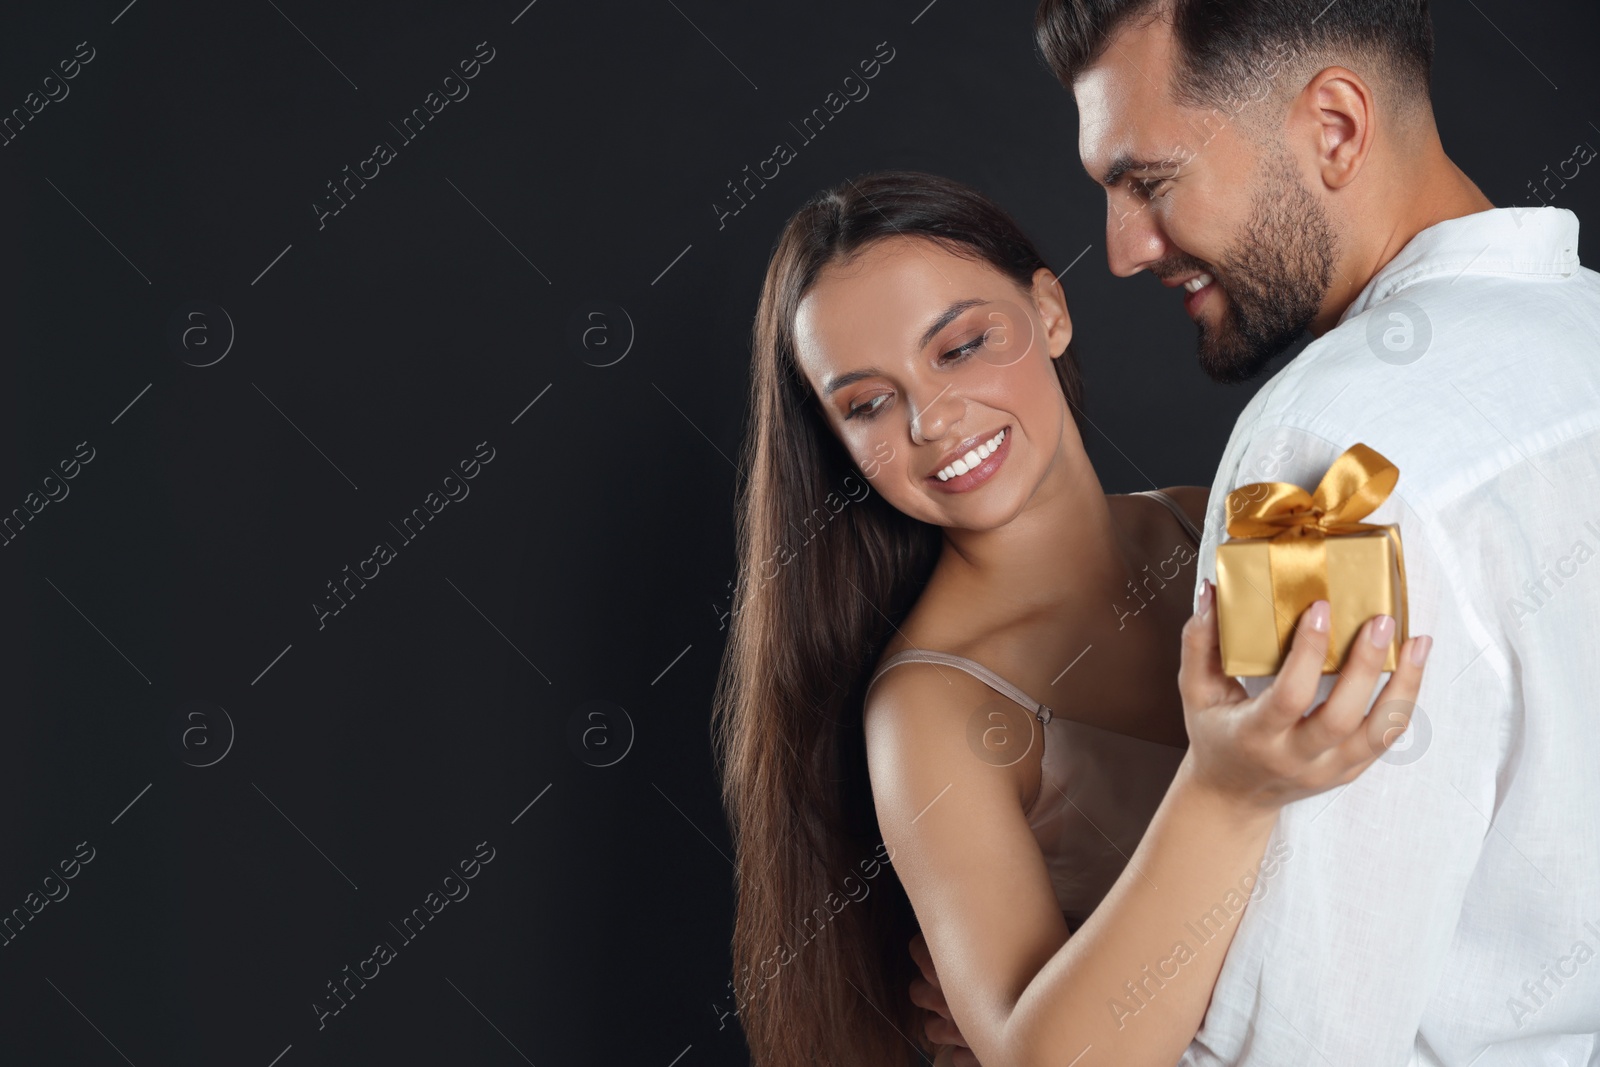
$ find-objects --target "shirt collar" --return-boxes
[1336,206,1582,326]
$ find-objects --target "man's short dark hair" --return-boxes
[1034,0,1433,111]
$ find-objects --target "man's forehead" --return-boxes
[1073,17,1182,176]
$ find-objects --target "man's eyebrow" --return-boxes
[821,297,989,398]
[1100,153,1184,187]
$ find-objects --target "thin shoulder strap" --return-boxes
[865,649,1054,725]
[1136,489,1203,546]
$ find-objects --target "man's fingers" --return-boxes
[950,1047,982,1067]
[909,932,932,975]
[908,931,950,1019]
[923,1012,966,1047]
[909,975,950,1017]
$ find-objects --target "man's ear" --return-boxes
[1292,66,1375,190]
[1031,267,1074,358]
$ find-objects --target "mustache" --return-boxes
[1149,253,1218,282]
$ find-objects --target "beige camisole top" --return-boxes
[865,490,1201,928]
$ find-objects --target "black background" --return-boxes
[2,1,1596,1064]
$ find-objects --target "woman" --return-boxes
[711,170,1429,1067]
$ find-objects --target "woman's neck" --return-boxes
[889,422,1194,748]
[932,432,1141,626]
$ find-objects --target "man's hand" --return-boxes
[909,931,981,1067]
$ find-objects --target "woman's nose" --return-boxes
[908,383,961,443]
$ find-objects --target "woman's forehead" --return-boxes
[795,239,999,366]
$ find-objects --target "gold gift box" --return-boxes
[1214,442,1410,677]
[1216,527,1408,676]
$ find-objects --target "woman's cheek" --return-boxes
[973,300,1040,370]
[857,436,897,480]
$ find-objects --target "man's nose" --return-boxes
[1105,197,1168,278]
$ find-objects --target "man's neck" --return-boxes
[1310,151,1496,335]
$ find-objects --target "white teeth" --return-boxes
[1183,272,1215,294]
[936,428,1007,481]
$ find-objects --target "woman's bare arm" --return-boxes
[865,588,1428,1067]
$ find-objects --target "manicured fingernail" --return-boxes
[1368,614,1395,648]
[1409,635,1433,666]
[1308,600,1330,632]
[1197,579,1213,619]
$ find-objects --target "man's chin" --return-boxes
[1194,318,1295,385]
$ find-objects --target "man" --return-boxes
[913,1,1600,1063]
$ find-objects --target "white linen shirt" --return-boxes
[1179,207,1600,1067]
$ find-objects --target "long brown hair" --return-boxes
[711,170,1087,1066]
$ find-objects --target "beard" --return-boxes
[1158,152,1339,384]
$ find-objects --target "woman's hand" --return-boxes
[909,931,981,1067]
[1180,579,1432,812]
[900,581,1431,1067]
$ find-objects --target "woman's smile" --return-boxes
[925,425,1011,493]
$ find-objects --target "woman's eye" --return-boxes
[844,330,991,420]
[941,333,989,364]
[846,394,889,420]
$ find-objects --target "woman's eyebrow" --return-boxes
[820,297,990,398]
[916,297,988,350]
[822,367,883,398]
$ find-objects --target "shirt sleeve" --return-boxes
[1183,423,1509,1066]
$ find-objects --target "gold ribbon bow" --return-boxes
[1224,443,1406,668]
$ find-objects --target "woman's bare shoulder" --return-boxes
[862,660,1037,815]
[1157,485,1209,534]
[863,656,991,741]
